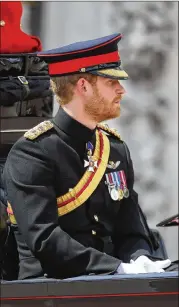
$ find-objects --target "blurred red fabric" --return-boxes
[0,1,42,53]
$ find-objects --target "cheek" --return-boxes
[102,88,115,102]
[87,89,95,100]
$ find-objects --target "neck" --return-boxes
[62,102,97,130]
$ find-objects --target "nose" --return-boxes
[116,82,126,95]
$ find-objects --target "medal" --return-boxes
[119,170,130,198]
[110,187,119,201]
[86,142,93,156]
[105,170,129,200]
[118,189,124,200]
[84,156,98,172]
[105,173,118,200]
[105,172,121,201]
[113,171,124,200]
[84,142,98,172]
[123,186,129,198]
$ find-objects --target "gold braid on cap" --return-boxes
[97,123,122,141]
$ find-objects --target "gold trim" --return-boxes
[24,120,54,140]
[98,68,128,79]
[97,123,122,140]
[57,130,110,216]
[7,202,17,224]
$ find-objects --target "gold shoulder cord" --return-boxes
[97,123,122,141]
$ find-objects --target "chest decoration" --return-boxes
[84,142,98,172]
[105,170,129,201]
[107,160,120,169]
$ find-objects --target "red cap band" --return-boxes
[49,51,120,75]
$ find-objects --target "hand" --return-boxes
[131,255,171,273]
[117,261,147,274]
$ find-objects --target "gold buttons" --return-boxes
[92,230,96,235]
[94,215,99,222]
[0,20,5,27]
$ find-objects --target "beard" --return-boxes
[84,87,121,123]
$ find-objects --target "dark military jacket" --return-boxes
[4,108,153,280]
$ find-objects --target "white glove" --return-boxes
[117,261,147,274]
[131,255,171,273]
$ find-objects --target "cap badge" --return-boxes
[80,68,86,72]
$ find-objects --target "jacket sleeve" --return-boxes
[112,142,153,262]
[4,138,120,278]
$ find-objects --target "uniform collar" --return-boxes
[53,107,96,142]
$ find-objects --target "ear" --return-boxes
[76,78,93,96]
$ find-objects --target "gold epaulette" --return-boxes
[97,123,122,141]
[24,120,54,140]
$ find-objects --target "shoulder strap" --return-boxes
[97,123,122,141]
[24,120,54,140]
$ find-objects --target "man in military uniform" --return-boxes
[4,33,172,280]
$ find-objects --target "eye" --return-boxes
[108,80,114,85]
[109,79,117,86]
